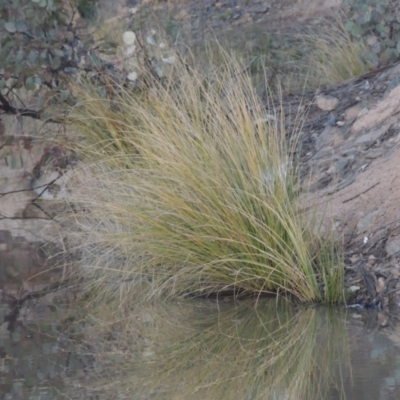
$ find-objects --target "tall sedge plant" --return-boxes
[66,48,344,303]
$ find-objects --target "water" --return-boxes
[0,287,94,399]
[78,298,400,400]
[2,238,400,400]
[0,234,94,399]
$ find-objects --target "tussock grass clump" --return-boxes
[302,19,369,86]
[66,51,344,303]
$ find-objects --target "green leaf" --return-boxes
[15,48,24,63]
[40,49,48,59]
[376,23,387,36]
[16,21,28,33]
[351,25,362,37]
[1,40,15,58]
[38,0,47,7]
[10,154,17,169]
[25,77,35,91]
[48,29,58,40]
[384,39,395,48]
[51,48,64,57]
[27,50,38,64]
[379,48,399,64]
[146,35,157,45]
[25,7,35,18]
[344,20,355,32]
[5,21,16,33]
[51,56,61,69]
[47,0,56,11]
[5,135,14,146]
[384,13,395,23]
[60,90,69,102]
[37,95,45,108]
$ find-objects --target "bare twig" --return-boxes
[343,182,380,203]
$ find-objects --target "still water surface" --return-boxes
[2,287,400,399]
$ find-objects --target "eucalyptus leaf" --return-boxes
[37,95,45,108]
[351,25,362,37]
[47,0,56,11]
[60,89,69,101]
[27,50,38,64]
[52,48,64,57]
[40,49,48,59]
[344,20,354,32]
[15,48,24,63]
[16,21,28,33]
[25,76,35,91]
[10,154,17,169]
[51,56,61,69]
[146,35,157,45]
[5,21,16,33]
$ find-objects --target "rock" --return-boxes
[367,35,378,46]
[386,236,400,256]
[389,266,400,279]
[315,126,343,150]
[376,277,386,294]
[316,95,339,111]
[354,123,391,147]
[345,104,363,122]
[248,3,271,13]
[377,312,389,327]
[232,13,252,25]
[356,210,380,233]
[323,113,337,127]
[367,255,377,266]
[352,85,400,133]
[6,266,18,278]
[175,9,190,20]
[245,39,260,52]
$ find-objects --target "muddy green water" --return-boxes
[2,286,400,399]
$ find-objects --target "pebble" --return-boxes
[386,236,400,256]
[356,210,380,234]
[245,39,260,52]
[316,95,339,111]
[345,104,363,122]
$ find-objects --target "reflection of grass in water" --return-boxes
[80,299,350,399]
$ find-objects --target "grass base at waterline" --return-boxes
[66,50,345,303]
